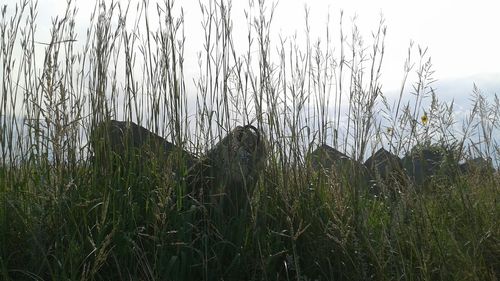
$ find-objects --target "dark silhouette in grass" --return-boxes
[364,147,408,198]
[91,120,268,219]
[402,144,461,188]
[91,120,196,177]
[308,144,371,194]
[187,125,268,218]
[459,157,495,176]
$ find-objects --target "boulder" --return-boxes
[91,120,267,218]
[308,144,371,191]
[459,157,495,176]
[91,120,196,175]
[402,147,446,186]
[187,125,267,216]
[364,148,407,197]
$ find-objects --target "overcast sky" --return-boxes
[2,0,499,159]
[4,0,500,98]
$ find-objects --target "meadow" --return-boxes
[0,0,499,280]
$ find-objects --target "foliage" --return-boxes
[0,0,498,280]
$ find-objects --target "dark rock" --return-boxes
[91,120,196,175]
[91,120,268,220]
[308,144,371,191]
[402,147,446,186]
[364,148,403,180]
[187,125,268,216]
[364,148,407,197]
[459,157,495,176]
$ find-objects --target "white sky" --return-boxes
[2,0,499,158]
[4,0,500,93]
[300,0,498,81]
[258,0,500,92]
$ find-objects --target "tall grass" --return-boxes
[1,0,499,280]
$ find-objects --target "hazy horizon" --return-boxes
[1,0,499,163]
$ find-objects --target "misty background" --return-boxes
[2,0,499,162]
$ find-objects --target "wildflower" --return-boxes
[421,112,428,125]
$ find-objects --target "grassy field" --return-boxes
[1,0,499,280]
